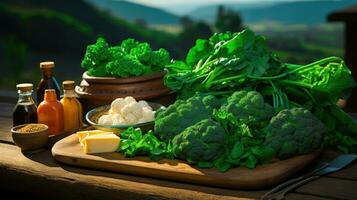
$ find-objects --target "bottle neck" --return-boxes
[42,68,53,79]
[63,89,77,98]
[18,91,35,105]
[44,91,58,101]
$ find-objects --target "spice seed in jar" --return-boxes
[17,124,47,133]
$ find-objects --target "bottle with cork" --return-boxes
[37,89,64,135]
[13,83,38,126]
[60,80,83,132]
[36,61,61,105]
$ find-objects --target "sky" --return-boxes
[127,0,316,14]
[129,0,313,7]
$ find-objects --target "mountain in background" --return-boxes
[86,0,179,25]
[188,0,357,24]
[0,0,179,57]
[185,2,274,20]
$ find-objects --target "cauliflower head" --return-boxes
[99,97,154,126]
[110,98,126,114]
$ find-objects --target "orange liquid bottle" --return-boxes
[37,89,64,135]
[60,80,83,132]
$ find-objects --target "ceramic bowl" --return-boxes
[75,71,175,114]
[86,102,165,133]
[11,124,49,152]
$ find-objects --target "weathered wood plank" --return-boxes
[0,90,17,104]
[0,116,13,143]
[0,143,261,200]
[286,193,334,200]
[0,102,14,117]
[296,177,357,200]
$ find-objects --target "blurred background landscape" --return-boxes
[1,0,356,90]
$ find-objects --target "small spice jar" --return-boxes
[13,83,38,126]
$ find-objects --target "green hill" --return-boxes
[188,0,357,24]
[87,0,180,25]
[0,0,180,57]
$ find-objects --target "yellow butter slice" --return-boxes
[82,133,120,154]
[76,130,109,145]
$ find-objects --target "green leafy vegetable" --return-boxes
[114,29,357,173]
[117,127,173,161]
[165,29,357,153]
[81,37,171,77]
[164,29,284,97]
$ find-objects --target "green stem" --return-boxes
[279,79,313,89]
[203,66,225,86]
[194,56,216,73]
[195,59,204,71]
[247,56,342,80]
[207,74,246,86]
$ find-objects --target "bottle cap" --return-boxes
[16,83,33,91]
[40,61,55,69]
[62,80,75,90]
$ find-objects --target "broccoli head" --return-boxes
[264,108,325,159]
[221,90,274,128]
[172,119,225,164]
[106,54,150,77]
[154,95,217,141]
[81,37,171,78]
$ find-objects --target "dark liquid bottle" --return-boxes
[13,83,38,126]
[36,61,61,105]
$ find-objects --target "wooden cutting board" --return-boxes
[52,134,320,189]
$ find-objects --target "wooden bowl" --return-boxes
[75,71,176,114]
[11,124,49,152]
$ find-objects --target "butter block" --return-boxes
[76,130,109,145]
[82,133,120,154]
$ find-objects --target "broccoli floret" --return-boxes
[81,37,111,77]
[172,119,225,164]
[130,42,153,64]
[202,95,223,110]
[106,54,150,77]
[154,95,216,141]
[220,90,274,128]
[120,38,139,54]
[264,108,325,159]
[150,48,171,71]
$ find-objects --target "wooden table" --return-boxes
[1,101,357,200]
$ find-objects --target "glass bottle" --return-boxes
[37,89,64,135]
[60,80,83,132]
[13,83,38,126]
[36,61,61,105]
